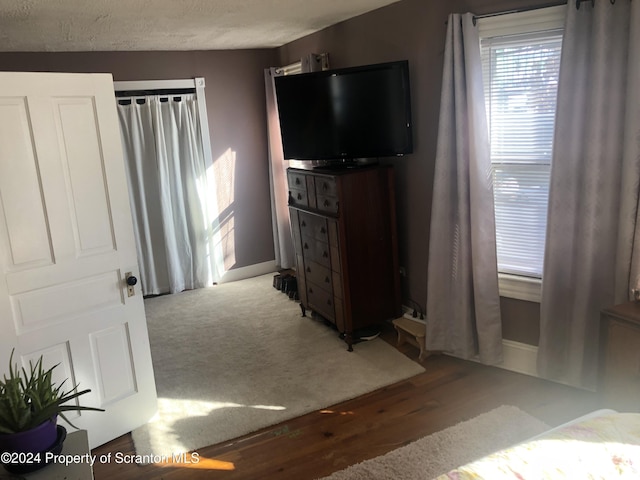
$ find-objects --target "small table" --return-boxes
[392,317,428,361]
[600,302,640,412]
[22,430,93,480]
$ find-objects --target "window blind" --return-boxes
[481,30,563,278]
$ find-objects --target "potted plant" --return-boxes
[0,349,104,473]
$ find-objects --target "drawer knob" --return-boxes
[323,182,329,191]
[296,178,301,185]
[297,193,303,200]
[320,227,326,234]
[327,299,332,306]
[304,243,309,250]
[301,221,306,227]
[324,199,330,207]
[325,276,330,284]
[309,287,313,294]
[307,267,311,273]
[323,251,328,258]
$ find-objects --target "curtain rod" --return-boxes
[472,1,567,23]
[473,0,626,23]
[115,88,195,97]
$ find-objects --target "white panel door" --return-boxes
[0,72,157,448]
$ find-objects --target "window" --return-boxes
[478,7,564,301]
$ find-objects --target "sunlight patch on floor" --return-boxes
[320,409,355,416]
[155,452,236,471]
[144,398,287,454]
[148,398,287,424]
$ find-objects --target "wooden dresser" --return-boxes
[287,165,401,350]
[600,301,640,412]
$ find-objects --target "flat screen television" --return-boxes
[274,60,413,161]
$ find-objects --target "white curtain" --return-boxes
[118,94,223,295]
[426,13,503,365]
[265,68,295,270]
[538,0,640,389]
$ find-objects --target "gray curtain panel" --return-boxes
[538,0,640,390]
[426,13,503,365]
[264,67,295,270]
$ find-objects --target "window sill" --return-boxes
[498,273,541,303]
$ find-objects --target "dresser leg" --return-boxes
[346,333,353,352]
[300,304,306,317]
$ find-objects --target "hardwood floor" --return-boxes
[92,323,601,479]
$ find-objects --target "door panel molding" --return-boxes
[0,97,54,270]
[10,270,124,333]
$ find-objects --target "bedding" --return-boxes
[436,409,640,479]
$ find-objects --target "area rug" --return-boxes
[131,274,425,458]
[318,405,550,480]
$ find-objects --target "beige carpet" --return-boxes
[131,274,425,458]
[319,405,550,480]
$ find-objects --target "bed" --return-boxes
[436,409,640,479]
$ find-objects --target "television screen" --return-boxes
[274,60,413,161]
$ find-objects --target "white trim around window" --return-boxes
[499,273,541,303]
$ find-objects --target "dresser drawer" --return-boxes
[315,176,338,197]
[299,211,329,242]
[301,236,331,267]
[288,171,307,190]
[316,194,339,214]
[289,187,308,208]
[307,281,335,321]
[305,260,333,292]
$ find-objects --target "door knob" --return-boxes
[125,272,137,297]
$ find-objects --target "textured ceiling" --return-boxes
[0,0,402,52]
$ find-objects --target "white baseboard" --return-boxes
[440,338,539,378]
[497,339,538,377]
[398,305,538,377]
[218,260,277,284]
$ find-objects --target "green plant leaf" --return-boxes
[0,349,104,433]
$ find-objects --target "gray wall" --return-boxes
[277,0,554,345]
[0,49,278,273]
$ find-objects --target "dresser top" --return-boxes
[601,301,640,325]
[287,164,391,176]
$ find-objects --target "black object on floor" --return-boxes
[353,326,381,343]
[274,273,298,300]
